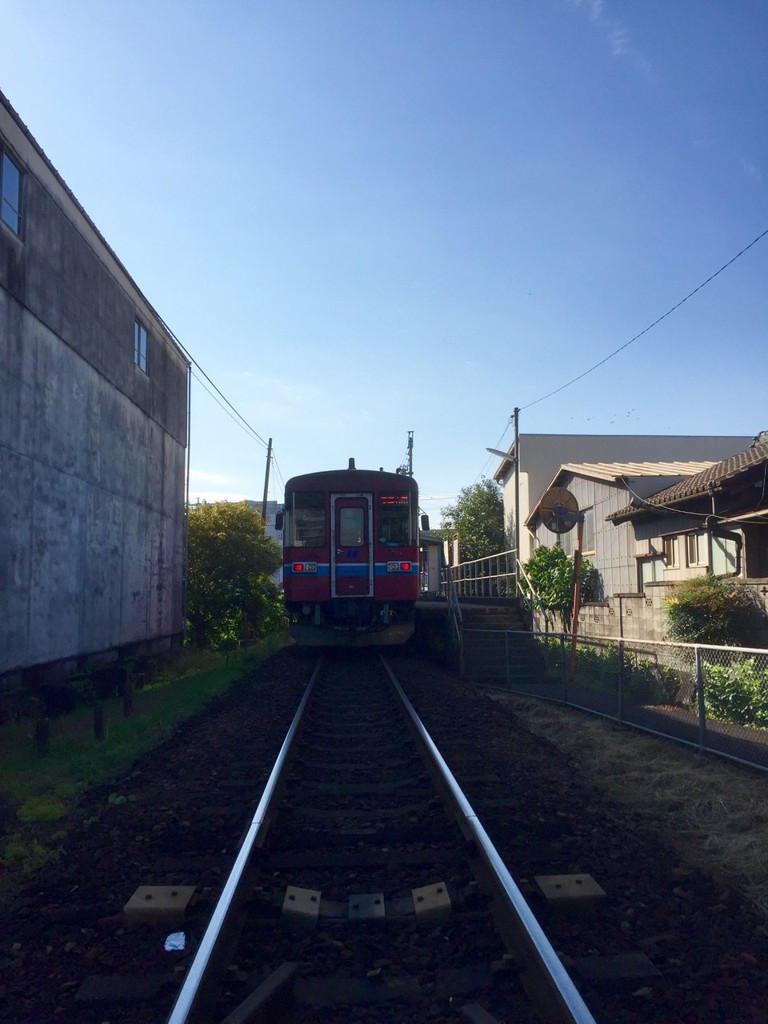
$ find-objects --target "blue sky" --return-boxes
[3,0,766,520]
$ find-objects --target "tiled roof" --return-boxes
[610,440,768,522]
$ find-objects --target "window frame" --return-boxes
[638,554,665,590]
[686,532,707,568]
[134,319,149,374]
[662,534,679,568]
[378,492,413,547]
[582,506,595,555]
[289,490,326,548]
[0,148,22,235]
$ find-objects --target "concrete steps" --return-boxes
[459,600,543,684]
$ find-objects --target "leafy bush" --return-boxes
[622,656,681,704]
[572,642,618,690]
[521,545,601,627]
[569,643,681,705]
[664,574,758,646]
[186,501,283,649]
[702,658,768,727]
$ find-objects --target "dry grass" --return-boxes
[494,694,768,914]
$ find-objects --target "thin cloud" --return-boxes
[739,157,763,184]
[189,469,234,484]
[570,0,657,83]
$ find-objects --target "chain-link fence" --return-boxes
[462,629,768,771]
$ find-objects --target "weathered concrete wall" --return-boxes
[1,94,188,682]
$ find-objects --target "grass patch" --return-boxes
[501,695,768,914]
[0,634,290,885]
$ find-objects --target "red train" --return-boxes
[279,461,422,645]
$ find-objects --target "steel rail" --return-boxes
[381,657,598,1024]
[165,658,322,1024]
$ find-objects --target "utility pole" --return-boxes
[398,431,414,476]
[261,438,272,520]
[513,408,520,571]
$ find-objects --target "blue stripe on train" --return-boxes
[285,563,419,577]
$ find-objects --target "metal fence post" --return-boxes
[617,639,624,724]
[695,646,706,750]
[560,633,568,704]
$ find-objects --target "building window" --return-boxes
[134,320,148,374]
[663,535,679,568]
[686,532,707,567]
[582,506,595,554]
[712,532,741,576]
[1,150,22,234]
[639,556,665,590]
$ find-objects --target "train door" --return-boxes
[331,493,373,598]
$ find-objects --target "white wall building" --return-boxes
[493,433,751,565]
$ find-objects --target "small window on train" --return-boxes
[290,491,326,547]
[378,493,411,546]
[339,507,365,546]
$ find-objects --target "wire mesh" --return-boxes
[480,631,768,772]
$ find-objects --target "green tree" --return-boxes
[441,478,505,562]
[664,574,759,646]
[520,545,600,628]
[186,501,283,649]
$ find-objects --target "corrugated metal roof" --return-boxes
[558,461,715,482]
[610,440,768,522]
[525,461,716,527]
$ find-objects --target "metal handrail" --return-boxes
[443,569,464,670]
[446,548,518,599]
[516,556,549,625]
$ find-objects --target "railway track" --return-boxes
[166,654,596,1024]
[4,646,768,1023]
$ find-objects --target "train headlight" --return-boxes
[292,562,317,573]
[386,561,412,573]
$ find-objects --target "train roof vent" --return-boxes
[348,458,356,470]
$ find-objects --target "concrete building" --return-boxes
[1,91,190,690]
[493,433,752,564]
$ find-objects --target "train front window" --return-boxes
[339,507,365,546]
[291,491,325,547]
[378,493,411,546]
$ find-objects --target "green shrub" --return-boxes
[623,656,681,704]
[573,643,618,691]
[16,795,68,822]
[3,837,63,873]
[570,643,681,705]
[664,574,758,646]
[702,658,768,727]
[521,546,601,628]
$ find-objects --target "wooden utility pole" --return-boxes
[261,438,273,520]
[513,407,520,570]
[569,516,585,678]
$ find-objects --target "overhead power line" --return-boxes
[522,226,768,412]
[161,317,271,450]
[190,369,269,449]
